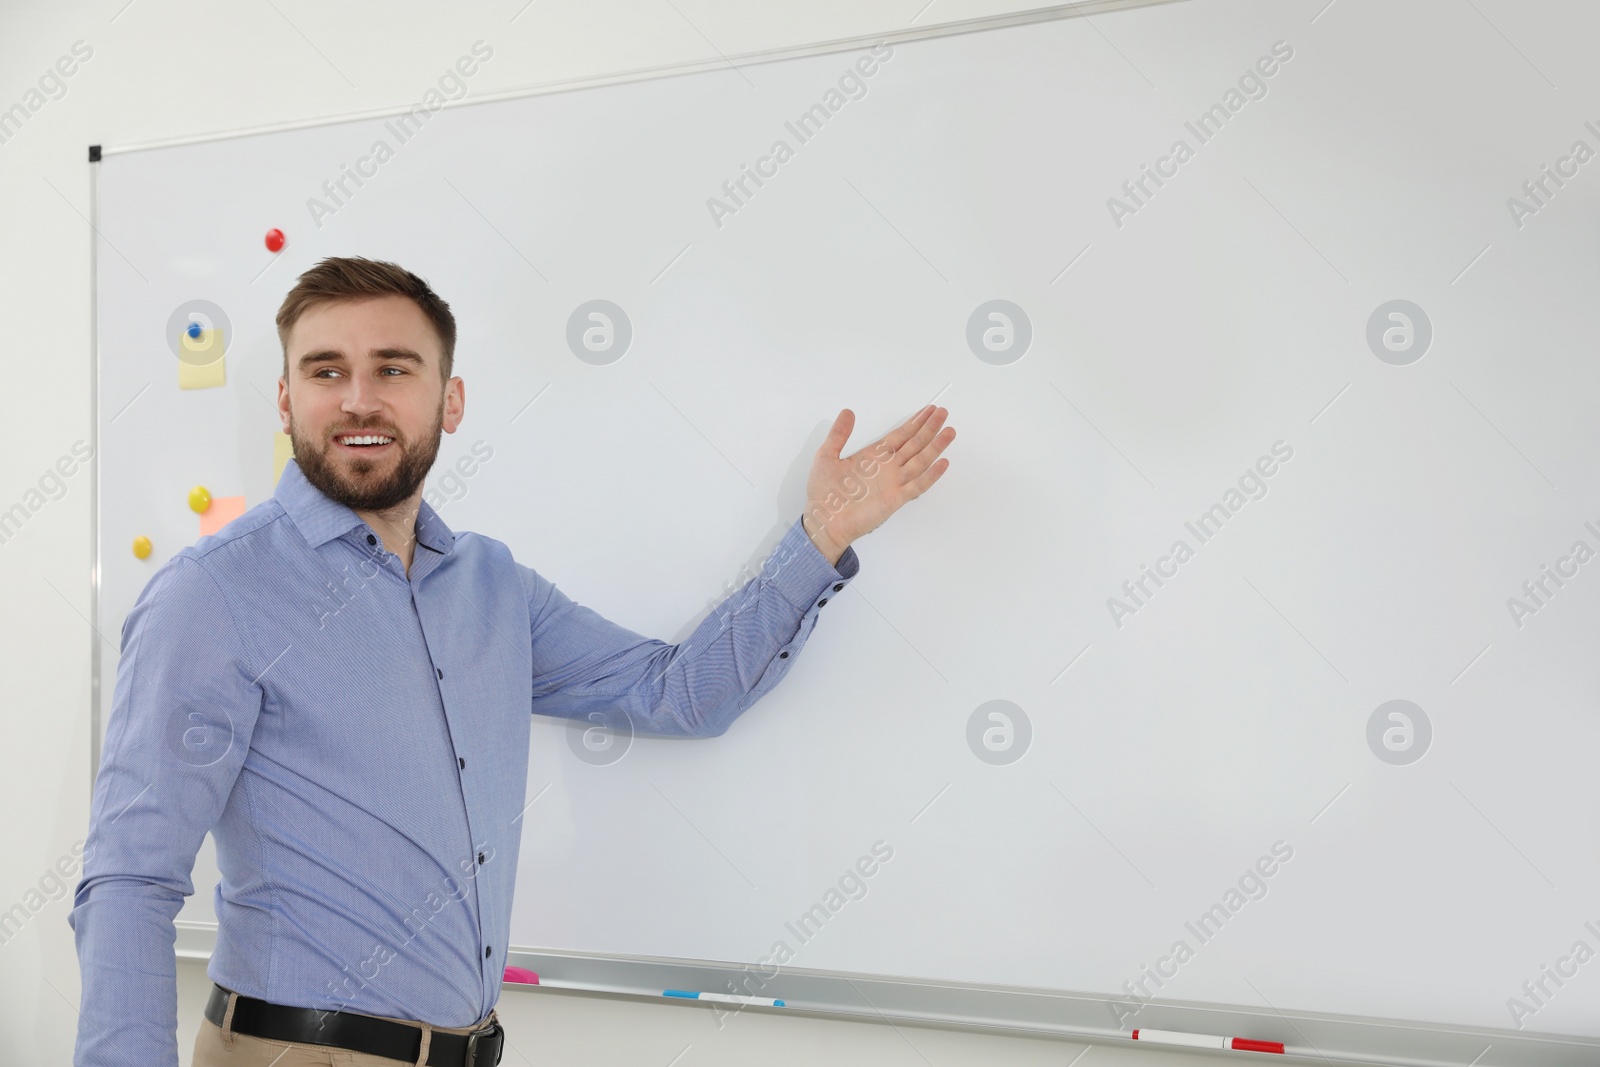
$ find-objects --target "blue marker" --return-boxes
[521,977,787,1007]
[663,989,785,1007]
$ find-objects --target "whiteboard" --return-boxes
[94,0,1600,1051]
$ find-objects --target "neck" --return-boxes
[356,491,424,574]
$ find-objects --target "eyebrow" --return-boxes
[297,347,427,371]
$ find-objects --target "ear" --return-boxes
[276,376,292,433]
[441,376,466,434]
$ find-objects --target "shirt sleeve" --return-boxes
[69,554,265,1067]
[519,513,859,737]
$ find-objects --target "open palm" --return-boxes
[803,404,955,559]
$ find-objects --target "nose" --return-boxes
[340,370,383,420]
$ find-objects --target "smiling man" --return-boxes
[69,256,955,1067]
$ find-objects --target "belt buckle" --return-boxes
[464,1019,502,1066]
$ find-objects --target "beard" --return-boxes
[289,400,443,513]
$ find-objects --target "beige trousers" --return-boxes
[192,990,500,1066]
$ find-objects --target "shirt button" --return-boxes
[833,583,844,592]
[437,668,444,680]
[458,757,465,769]
[817,598,828,606]
[366,534,376,545]
[485,946,492,958]
[779,651,789,659]
[478,851,486,866]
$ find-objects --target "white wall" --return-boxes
[1,1,1206,1063]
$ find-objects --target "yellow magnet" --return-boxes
[132,535,152,560]
[188,486,212,513]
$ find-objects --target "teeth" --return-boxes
[340,435,394,446]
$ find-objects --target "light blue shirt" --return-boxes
[70,458,858,1067]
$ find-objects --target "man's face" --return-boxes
[277,295,464,512]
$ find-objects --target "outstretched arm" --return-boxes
[523,403,955,738]
[521,513,858,737]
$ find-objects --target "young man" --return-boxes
[69,257,955,1067]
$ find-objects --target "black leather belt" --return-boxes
[205,982,504,1066]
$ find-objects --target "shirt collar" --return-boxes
[274,458,455,556]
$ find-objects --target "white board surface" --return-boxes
[95,0,1600,1044]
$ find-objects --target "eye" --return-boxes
[313,368,343,379]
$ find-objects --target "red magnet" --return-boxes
[264,228,286,253]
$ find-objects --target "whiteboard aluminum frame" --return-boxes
[169,925,1600,1067]
[97,1,1600,1062]
[92,0,1184,158]
[89,145,103,783]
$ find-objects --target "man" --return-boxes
[69,256,955,1067]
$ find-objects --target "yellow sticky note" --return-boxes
[178,327,226,390]
[199,495,246,537]
[273,432,295,485]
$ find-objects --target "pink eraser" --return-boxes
[502,966,539,984]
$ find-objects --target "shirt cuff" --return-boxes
[765,513,858,612]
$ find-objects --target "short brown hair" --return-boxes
[276,256,457,380]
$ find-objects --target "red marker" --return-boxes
[1133,1029,1284,1054]
[265,228,286,253]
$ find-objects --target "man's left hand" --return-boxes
[801,404,955,565]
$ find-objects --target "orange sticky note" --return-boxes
[199,495,246,536]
